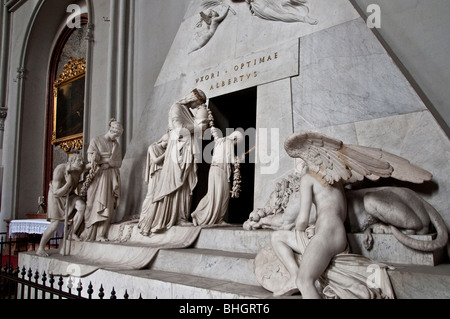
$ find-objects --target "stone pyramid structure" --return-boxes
[18,0,450,299]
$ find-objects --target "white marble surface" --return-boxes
[155,0,359,88]
[307,111,450,258]
[117,1,450,260]
[150,248,259,286]
[234,0,360,56]
[293,18,427,131]
[254,78,296,208]
[193,227,271,254]
[18,224,450,299]
[194,39,299,99]
[354,111,450,229]
[348,233,445,266]
[389,264,450,299]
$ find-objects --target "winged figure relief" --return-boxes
[283,131,432,185]
[190,1,236,53]
[283,131,448,252]
[245,0,318,24]
[245,131,448,253]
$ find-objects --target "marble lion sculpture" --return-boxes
[244,131,448,253]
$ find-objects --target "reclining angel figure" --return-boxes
[266,131,448,298]
[248,131,448,251]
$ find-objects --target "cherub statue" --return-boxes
[266,131,447,298]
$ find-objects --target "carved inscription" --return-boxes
[192,40,299,97]
[195,52,279,91]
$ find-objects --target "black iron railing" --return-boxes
[0,233,143,299]
[0,265,138,299]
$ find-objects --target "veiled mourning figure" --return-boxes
[84,119,123,241]
[37,154,86,257]
[149,89,209,233]
[138,134,169,236]
[192,131,244,226]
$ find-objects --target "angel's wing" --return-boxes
[201,0,223,10]
[284,131,432,185]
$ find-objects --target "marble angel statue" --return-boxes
[246,131,448,253]
[254,131,448,298]
[257,131,409,298]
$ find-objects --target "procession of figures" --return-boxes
[37,86,448,299]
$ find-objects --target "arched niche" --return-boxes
[16,0,90,217]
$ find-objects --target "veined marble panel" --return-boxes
[158,36,298,99]
[293,18,427,131]
[354,111,450,228]
[254,78,295,208]
[235,0,360,56]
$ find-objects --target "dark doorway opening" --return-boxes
[191,87,257,225]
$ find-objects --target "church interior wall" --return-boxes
[18,0,86,216]
[1,0,47,230]
[132,0,192,136]
[0,0,449,258]
[0,0,191,231]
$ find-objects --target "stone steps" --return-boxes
[149,248,259,286]
[388,263,450,299]
[17,252,284,299]
[146,227,271,287]
[192,226,272,254]
[111,268,286,299]
[17,225,450,299]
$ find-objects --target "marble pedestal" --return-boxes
[18,226,449,299]
[347,233,445,266]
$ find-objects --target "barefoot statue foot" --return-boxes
[72,234,82,242]
[178,220,194,227]
[98,236,110,242]
[36,249,50,257]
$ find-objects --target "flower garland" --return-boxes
[207,107,242,199]
[231,156,241,198]
[79,152,100,197]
